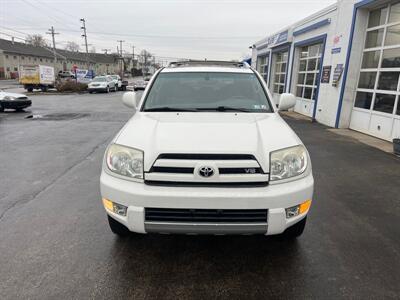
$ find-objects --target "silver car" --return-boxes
[88,76,117,93]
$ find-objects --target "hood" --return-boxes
[115,112,302,172]
[0,91,28,99]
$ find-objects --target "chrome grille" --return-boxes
[145,153,269,186]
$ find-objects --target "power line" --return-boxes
[20,0,76,31]
[34,0,78,20]
[1,25,262,40]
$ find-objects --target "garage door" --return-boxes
[294,43,323,117]
[350,2,400,141]
[271,51,288,104]
[256,54,269,84]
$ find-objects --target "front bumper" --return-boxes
[88,87,107,92]
[1,100,32,109]
[100,172,314,235]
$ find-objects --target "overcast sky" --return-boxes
[1,0,336,62]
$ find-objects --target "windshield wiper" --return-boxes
[195,106,252,112]
[143,106,198,112]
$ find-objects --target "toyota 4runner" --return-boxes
[100,60,314,238]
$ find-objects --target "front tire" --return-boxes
[282,216,307,239]
[108,215,130,237]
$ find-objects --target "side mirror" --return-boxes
[122,91,142,110]
[278,93,296,111]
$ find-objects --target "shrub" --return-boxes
[56,80,88,92]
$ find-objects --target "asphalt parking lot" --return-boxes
[0,92,399,299]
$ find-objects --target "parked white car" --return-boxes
[100,61,313,238]
[110,75,122,89]
[88,76,116,93]
[0,90,31,112]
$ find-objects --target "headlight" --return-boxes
[106,144,144,179]
[3,96,16,100]
[270,145,308,181]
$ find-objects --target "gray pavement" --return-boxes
[0,92,399,299]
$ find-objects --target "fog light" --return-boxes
[285,200,312,219]
[286,205,300,218]
[102,198,127,216]
[112,203,127,216]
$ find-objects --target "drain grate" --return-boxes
[25,113,89,121]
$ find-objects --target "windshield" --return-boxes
[110,76,118,79]
[142,72,272,112]
[93,77,107,82]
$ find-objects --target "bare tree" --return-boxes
[138,50,153,75]
[26,34,48,47]
[65,41,80,52]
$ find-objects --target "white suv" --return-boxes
[100,61,313,238]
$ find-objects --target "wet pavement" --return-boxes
[0,92,399,299]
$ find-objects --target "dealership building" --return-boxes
[251,0,400,142]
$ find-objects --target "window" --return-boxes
[14,67,18,71]
[273,51,288,94]
[21,56,25,60]
[382,48,400,67]
[5,55,8,59]
[354,92,373,109]
[40,58,42,62]
[389,2,400,23]
[361,50,380,68]
[358,72,376,89]
[377,72,399,90]
[256,55,269,82]
[385,24,400,46]
[143,72,273,112]
[368,6,388,27]
[373,93,396,113]
[295,43,323,100]
[365,29,384,48]
[6,67,10,71]
[13,56,17,59]
[354,2,400,117]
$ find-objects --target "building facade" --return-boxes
[0,38,121,79]
[251,0,400,142]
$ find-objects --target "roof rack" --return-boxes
[168,60,250,68]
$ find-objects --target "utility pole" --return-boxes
[117,40,124,77]
[131,45,135,69]
[102,49,111,73]
[46,26,59,70]
[80,18,89,69]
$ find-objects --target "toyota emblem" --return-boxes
[198,166,215,178]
